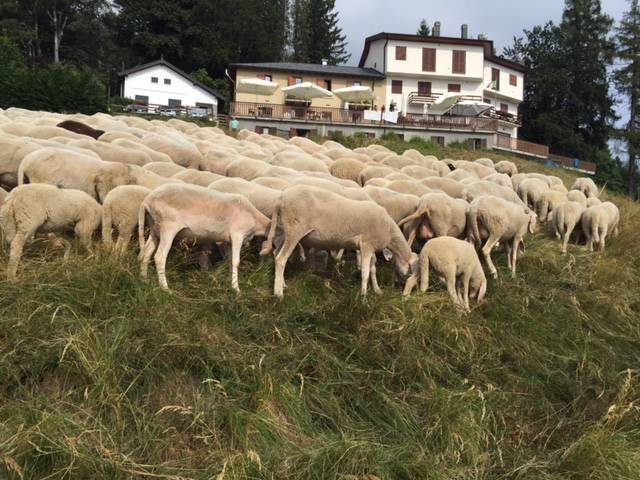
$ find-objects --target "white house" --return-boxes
[359,28,526,139]
[116,58,224,116]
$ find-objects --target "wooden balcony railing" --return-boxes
[548,153,596,173]
[230,101,499,132]
[495,135,549,157]
[408,91,442,105]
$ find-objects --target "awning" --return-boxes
[333,85,375,103]
[449,100,493,117]
[236,78,279,96]
[281,81,333,100]
[427,93,465,115]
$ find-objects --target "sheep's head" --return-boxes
[528,212,538,234]
[94,164,135,203]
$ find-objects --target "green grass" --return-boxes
[1,141,640,479]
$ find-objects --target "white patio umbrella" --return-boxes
[281,81,333,101]
[236,78,279,96]
[333,85,375,104]
[428,93,465,115]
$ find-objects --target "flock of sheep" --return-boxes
[0,107,621,311]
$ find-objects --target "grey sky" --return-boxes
[335,0,628,65]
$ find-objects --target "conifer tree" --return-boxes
[417,19,430,36]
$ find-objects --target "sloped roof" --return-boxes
[119,58,225,100]
[229,62,385,79]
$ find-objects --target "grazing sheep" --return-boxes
[271,152,330,174]
[260,185,418,297]
[141,134,203,169]
[401,165,439,179]
[403,236,487,312]
[467,196,537,277]
[463,180,526,207]
[99,130,141,143]
[538,190,568,222]
[252,177,290,190]
[474,158,494,168]
[359,165,396,185]
[361,186,419,223]
[329,157,367,183]
[0,186,8,206]
[385,172,414,182]
[602,201,620,238]
[484,173,513,190]
[112,139,174,163]
[517,177,550,217]
[172,169,223,187]
[572,177,599,198]
[364,177,390,188]
[421,177,465,198]
[450,160,495,178]
[70,139,153,166]
[93,164,183,202]
[550,201,585,254]
[57,120,105,139]
[494,160,518,177]
[0,184,102,280]
[550,183,569,194]
[143,162,186,178]
[209,177,281,217]
[446,169,478,182]
[0,137,44,188]
[586,197,602,208]
[102,185,151,254]
[139,184,271,291]
[566,189,588,208]
[199,150,238,175]
[386,179,434,197]
[225,157,270,180]
[581,205,610,252]
[382,155,418,170]
[398,192,469,246]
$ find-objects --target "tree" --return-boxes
[417,19,430,36]
[290,0,350,64]
[614,0,640,198]
[192,67,229,101]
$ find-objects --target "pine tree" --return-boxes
[417,19,430,36]
[614,0,640,198]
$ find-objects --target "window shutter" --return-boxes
[418,81,432,95]
[452,50,466,74]
[288,76,296,86]
[317,79,324,87]
[395,46,406,60]
[346,80,354,87]
[422,48,436,72]
[391,80,403,94]
[492,68,500,90]
[500,103,508,113]
[448,83,461,93]
[257,74,266,80]
[509,74,517,86]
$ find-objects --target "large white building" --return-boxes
[116,58,224,116]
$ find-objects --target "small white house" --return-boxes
[116,58,224,116]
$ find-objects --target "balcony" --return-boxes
[408,91,442,105]
[495,135,549,158]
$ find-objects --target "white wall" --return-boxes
[483,62,524,102]
[362,39,386,72]
[123,65,219,111]
[385,40,485,80]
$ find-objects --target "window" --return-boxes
[395,46,407,61]
[509,74,517,86]
[491,68,500,90]
[500,103,509,113]
[353,80,361,86]
[264,74,273,82]
[317,79,332,91]
[418,81,432,95]
[452,50,466,74]
[164,78,171,85]
[391,80,403,94]
[431,136,445,147]
[448,83,461,93]
[288,76,303,86]
[168,99,182,108]
[134,95,149,104]
[367,132,376,139]
[151,77,158,83]
[422,48,436,72]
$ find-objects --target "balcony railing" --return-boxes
[408,91,442,105]
[495,135,549,157]
[230,101,499,132]
[548,153,596,174]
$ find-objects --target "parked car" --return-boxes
[188,108,209,118]
[123,103,149,113]
[157,107,178,117]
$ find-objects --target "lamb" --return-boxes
[398,192,469,246]
[139,184,271,291]
[581,205,610,252]
[102,185,151,254]
[56,120,105,139]
[403,236,487,312]
[572,177,599,198]
[143,162,186,178]
[466,196,537,278]
[0,184,102,280]
[550,201,585,254]
[260,185,418,297]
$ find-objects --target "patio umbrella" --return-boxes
[333,85,375,104]
[449,100,493,117]
[281,81,333,101]
[427,93,464,115]
[236,78,279,96]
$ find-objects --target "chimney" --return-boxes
[461,24,469,39]
[433,21,441,37]
[321,59,328,66]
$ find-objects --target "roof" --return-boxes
[229,62,385,79]
[118,58,226,101]
[358,32,528,74]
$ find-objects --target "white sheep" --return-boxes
[550,201,585,254]
[361,186,419,224]
[0,184,102,280]
[463,180,526,207]
[517,177,550,217]
[172,169,224,187]
[581,205,610,252]
[467,196,537,278]
[571,177,599,198]
[260,185,418,297]
[566,189,588,208]
[538,190,568,222]
[403,236,487,312]
[102,185,151,254]
[142,162,186,178]
[494,160,518,177]
[420,177,465,198]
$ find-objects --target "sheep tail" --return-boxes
[467,205,481,248]
[259,198,280,257]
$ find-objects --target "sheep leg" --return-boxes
[7,232,26,281]
[481,236,500,278]
[102,206,113,249]
[461,270,472,312]
[115,233,131,257]
[359,246,373,297]
[60,237,73,260]
[370,255,382,295]
[505,242,512,269]
[229,234,243,292]
[140,231,159,279]
[274,231,308,298]
[510,237,519,277]
[419,253,430,292]
[562,223,574,255]
[445,269,461,308]
[154,226,180,291]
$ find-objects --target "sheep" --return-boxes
[199,150,237,175]
[386,180,434,197]
[586,197,602,208]
[172,169,224,187]
[420,177,465,198]
[209,177,281,217]
[401,165,439,179]
[602,201,620,238]
[271,152,330,174]
[494,160,518,177]
[517,178,550,217]
[141,134,203,169]
[69,139,153,166]
[450,160,495,178]
[23,125,87,141]
[99,130,141,143]
[474,157,495,168]
[359,165,396,185]
[0,186,8,206]
[572,177,599,198]
[566,189,588,208]
[93,163,183,202]
[0,137,44,188]
[581,205,610,252]
[484,173,513,190]
[385,172,414,182]
[361,186,419,223]
[102,185,151,254]
[466,196,537,278]
[403,236,487,312]
[446,169,478,182]
[252,177,290,190]
[260,185,418,297]
[111,139,174,163]
[328,157,366,183]
[56,120,105,139]
[225,157,270,180]
[364,177,390,188]
[143,162,186,178]
[538,190,567,222]
[139,184,271,291]
[550,201,585,254]
[463,180,526,207]
[0,184,102,280]
[551,183,569,194]
[382,155,418,170]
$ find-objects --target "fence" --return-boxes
[495,135,549,158]
[111,102,216,120]
[548,153,597,174]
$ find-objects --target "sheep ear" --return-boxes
[382,248,393,261]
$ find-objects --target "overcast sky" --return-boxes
[335,0,628,65]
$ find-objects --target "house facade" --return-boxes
[116,59,225,116]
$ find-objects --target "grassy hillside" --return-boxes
[1,139,639,480]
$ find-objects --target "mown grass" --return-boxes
[1,142,639,480]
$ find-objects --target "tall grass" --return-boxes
[1,143,639,479]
